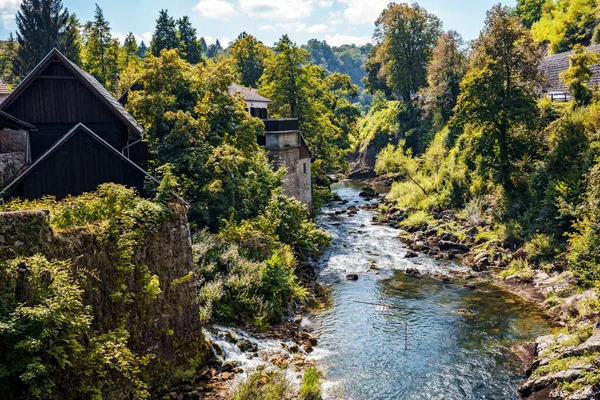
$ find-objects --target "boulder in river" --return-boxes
[359,187,379,199]
[404,250,419,259]
[405,268,421,276]
[455,309,474,316]
[346,274,359,281]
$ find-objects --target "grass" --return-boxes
[499,258,533,281]
[231,368,294,400]
[299,367,323,400]
[399,211,437,230]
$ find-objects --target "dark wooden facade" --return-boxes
[0,49,145,161]
[2,124,153,200]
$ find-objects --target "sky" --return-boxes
[0,0,516,47]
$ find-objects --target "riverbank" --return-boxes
[372,190,600,399]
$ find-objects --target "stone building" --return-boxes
[229,84,313,208]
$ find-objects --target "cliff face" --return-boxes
[0,203,203,384]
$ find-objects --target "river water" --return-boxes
[309,181,551,400]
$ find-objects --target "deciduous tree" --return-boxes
[229,32,270,88]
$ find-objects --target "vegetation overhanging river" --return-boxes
[308,181,552,399]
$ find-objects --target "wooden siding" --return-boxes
[3,56,131,160]
[7,127,148,200]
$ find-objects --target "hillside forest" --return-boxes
[3,0,600,398]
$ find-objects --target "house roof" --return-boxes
[0,123,156,199]
[540,44,600,93]
[0,110,35,130]
[228,84,272,103]
[0,48,144,138]
[0,79,10,95]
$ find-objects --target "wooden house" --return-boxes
[0,49,153,200]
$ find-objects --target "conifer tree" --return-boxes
[82,4,118,89]
[15,0,77,75]
[0,33,18,85]
[150,10,178,57]
[121,33,139,68]
[137,41,148,58]
[60,14,82,65]
[199,37,208,54]
[206,40,223,58]
[177,16,202,64]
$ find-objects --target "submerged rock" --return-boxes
[404,250,419,259]
[405,268,421,277]
[346,274,359,281]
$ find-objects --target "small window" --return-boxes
[303,162,307,174]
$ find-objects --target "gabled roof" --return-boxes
[0,48,144,138]
[0,110,35,130]
[228,84,272,103]
[0,123,156,198]
[540,44,600,93]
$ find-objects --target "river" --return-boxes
[309,181,551,400]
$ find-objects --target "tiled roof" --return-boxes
[0,79,10,95]
[0,48,144,138]
[540,44,600,92]
[228,83,272,103]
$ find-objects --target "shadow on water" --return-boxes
[310,181,551,400]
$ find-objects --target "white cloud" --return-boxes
[324,33,372,46]
[204,36,215,45]
[0,0,21,30]
[318,0,333,6]
[220,37,232,46]
[306,23,329,33]
[239,0,316,20]
[193,0,236,20]
[337,0,396,25]
[259,24,276,31]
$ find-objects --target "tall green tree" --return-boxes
[229,32,270,87]
[369,2,442,101]
[150,9,178,57]
[177,16,202,64]
[452,5,543,187]
[419,31,467,130]
[60,14,82,65]
[15,0,78,75]
[82,4,119,89]
[199,37,208,54]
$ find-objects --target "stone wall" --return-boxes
[0,129,29,187]
[266,131,300,148]
[269,146,312,209]
[0,205,204,381]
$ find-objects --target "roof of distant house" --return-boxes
[540,44,600,93]
[0,48,144,138]
[0,80,10,96]
[228,83,272,103]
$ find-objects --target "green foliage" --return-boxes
[524,234,560,263]
[15,0,78,76]
[532,0,599,54]
[82,4,120,89]
[177,16,202,64]
[369,3,442,101]
[150,9,179,57]
[400,211,437,230]
[229,32,270,88]
[452,5,543,188]
[515,0,547,28]
[260,35,360,176]
[300,367,323,400]
[560,44,600,106]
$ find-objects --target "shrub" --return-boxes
[231,368,294,400]
[523,233,559,263]
[400,211,437,230]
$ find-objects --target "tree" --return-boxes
[118,33,142,95]
[370,2,442,101]
[419,31,467,129]
[137,41,148,58]
[560,44,600,106]
[515,0,546,28]
[177,16,202,64]
[15,0,78,75]
[199,37,208,54]
[150,9,178,57]
[229,32,270,87]
[0,34,18,85]
[60,14,82,65]
[206,40,223,58]
[82,4,119,89]
[364,47,392,97]
[452,5,543,187]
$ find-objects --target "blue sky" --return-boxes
[0,0,516,47]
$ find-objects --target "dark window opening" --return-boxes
[303,162,307,174]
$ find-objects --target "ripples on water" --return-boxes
[310,181,551,400]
